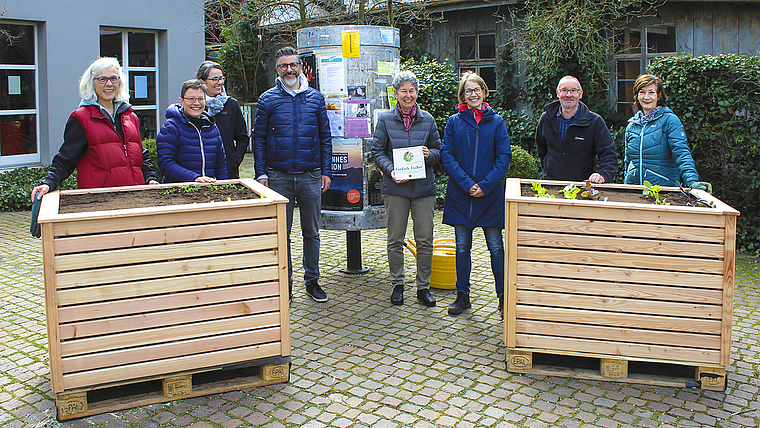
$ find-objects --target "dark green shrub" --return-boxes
[649,54,760,253]
[499,109,539,156]
[142,138,162,183]
[506,145,540,179]
[401,56,459,138]
[0,167,77,212]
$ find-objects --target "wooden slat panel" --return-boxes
[721,215,736,366]
[515,320,721,350]
[518,217,725,244]
[56,251,278,288]
[42,221,64,394]
[62,328,281,373]
[517,276,723,305]
[517,290,722,319]
[57,266,279,307]
[276,203,291,358]
[506,200,519,348]
[55,235,277,271]
[51,205,277,237]
[518,247,724,274]
[61,342,282,390]
[59,298,279,340]
[517,261,723,289]
[58,281,279,322]
[518,230,724,258]
[693,3,714,56]
[517,306,721,335]
[514,335,721,365]
[61,313,280,357]
[54,218,278,254]
[517,201,726,228]
[712,6,738,54]
[738,4,760,54]
[675,5,695,54]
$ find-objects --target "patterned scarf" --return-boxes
[398,104,417,131]
[205,88,230,116]
[641,106,664,125]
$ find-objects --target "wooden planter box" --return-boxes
[37,179,291,418]
[503,179,739,390]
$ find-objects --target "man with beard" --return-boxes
[535,75,617,184]
[253,47,333,302]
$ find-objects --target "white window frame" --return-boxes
[100,27,159,139]
[0,21,40,167]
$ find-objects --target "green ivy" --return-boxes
[142,138,162,183]
[649,54,760,253]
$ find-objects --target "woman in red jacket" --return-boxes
[31,57,158,201]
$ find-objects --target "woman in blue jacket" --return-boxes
[157,80,228,183]
[624,74,708,191]
[441,72,512,316]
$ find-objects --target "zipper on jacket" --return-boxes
[638,122,647,185]
[190,122,206,177]
[468,126,481,227]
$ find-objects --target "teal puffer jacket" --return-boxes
[623,107,699,187]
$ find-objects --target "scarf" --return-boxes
[398,104,417,131]
[205,88,230,116]
[640,106,664,125]
[455,102,490,124]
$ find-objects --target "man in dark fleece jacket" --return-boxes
[535,75,617,183]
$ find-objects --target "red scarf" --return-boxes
[398,104,417,131]
[456,102,490,124]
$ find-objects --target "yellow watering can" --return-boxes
[404,238,457,290]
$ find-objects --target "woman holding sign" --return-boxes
[371,71,441,308]
[441,72,512,316]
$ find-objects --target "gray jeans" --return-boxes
[383,194,435,290]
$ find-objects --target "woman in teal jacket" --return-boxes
[623,74,708,191]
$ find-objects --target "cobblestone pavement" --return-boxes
[1,196,759,427]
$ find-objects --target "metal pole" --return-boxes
[341,230,369,274]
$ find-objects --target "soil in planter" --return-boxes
[59,184,259,214]
[520,183,712,208]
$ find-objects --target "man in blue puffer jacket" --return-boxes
[253,47,332,303]
[157,79,228,183]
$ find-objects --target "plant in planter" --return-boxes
[642,180,669,205]
[531,181,555,198]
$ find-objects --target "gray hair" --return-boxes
[392,71,419,92]
[79,57,129,103]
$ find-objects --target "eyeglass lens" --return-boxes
[278,62,299,70]
[183,97,205,103]
[208,76,225,83]
[95,76,120,84]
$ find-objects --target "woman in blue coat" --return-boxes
[441,72,512,316]
[624,74,709,191]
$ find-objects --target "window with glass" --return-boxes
[614,26,676,116]
[458,33,497,91]
[0,22,39,166]
[100,29,158,139]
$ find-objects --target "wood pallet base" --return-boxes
[55,357,291,421]
[506,350,726,391]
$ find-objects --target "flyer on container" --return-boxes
[325,97,344,137]
[319,56,346,95]
[344,99,371,138]
[392,146,426,180]
[387,86,397,109]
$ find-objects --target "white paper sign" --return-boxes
[134,75,148,99]
[393,146,426,180]
[319,56,346,95]
[8,76,21,95]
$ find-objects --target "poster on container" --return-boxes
[344,99,371,138]
[323,138,364,210]
[319,56,346,96]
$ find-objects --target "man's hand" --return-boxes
[391,170,408,184]
[257,178,269,187]
[148,180,159,185]
[587,173,606,184]
[195,176,217,183]
[321,175,331,193]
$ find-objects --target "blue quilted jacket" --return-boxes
[624,107,699,187]
[252,80,332,178]
[156,104,228,183]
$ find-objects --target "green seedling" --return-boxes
[560,184,581,199]
[531,181,555,198]
[642,180,668,205]
[579,181,608,201]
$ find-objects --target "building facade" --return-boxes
[0,0,205,170]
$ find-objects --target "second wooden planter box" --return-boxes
[37,179,291,418]
[503,179,739,390]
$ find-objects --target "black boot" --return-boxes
[499,296,504,314]
[448,291,471,315]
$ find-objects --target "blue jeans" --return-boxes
[453,225,504,297]
[268,169,322,285]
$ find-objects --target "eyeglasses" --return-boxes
[182,96,205,103]
[94,76,120,85]
[277,62,300,70]
[558,88,581,94]
[207,76,225,83]
[464,87,483,95]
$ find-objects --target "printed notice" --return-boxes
[342,30,360,58]
[377,61,395,76]
[134,76,148,99]
[319,56,346,95]
[344,99,370,138]
[393,146,426,180]
[387,86,397,109]
[8,75,21,95]
[325,97,344,137]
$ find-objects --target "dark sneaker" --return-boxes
[306,280,328,302]
[391,284,404,305]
